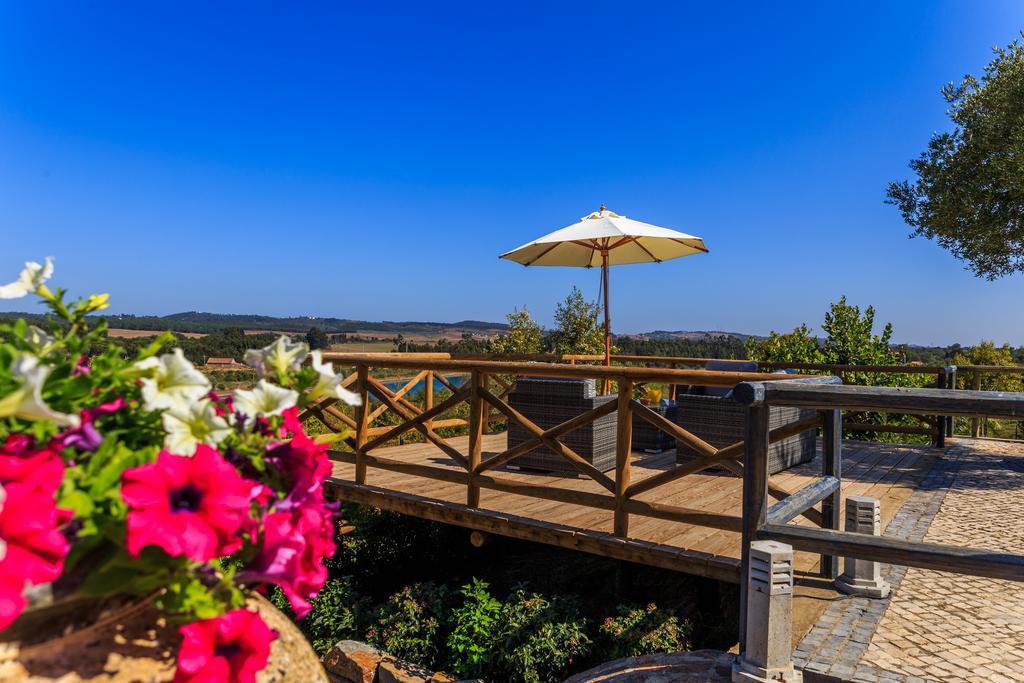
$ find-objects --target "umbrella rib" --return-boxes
[670,237,709,253]
[521,241,563,266]
[632,239,662,263]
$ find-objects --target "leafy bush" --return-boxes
[488,587,591,683]
[298,578,372,656]
[447,579,502,679]
[599,603,690,658]
[366,582,450,669]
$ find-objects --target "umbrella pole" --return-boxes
[602,251,611,393]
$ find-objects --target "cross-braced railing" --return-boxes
[310,354,828,551]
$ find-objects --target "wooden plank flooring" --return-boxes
[327,433,936,584]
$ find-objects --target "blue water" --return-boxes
[381,374,468,396]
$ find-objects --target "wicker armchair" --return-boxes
[632,402,677,453]
[673,360,817,474]
[506,377,617,473]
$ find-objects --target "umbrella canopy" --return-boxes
[499,206,707,267]
[500,206,708,374]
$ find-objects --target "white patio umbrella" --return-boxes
[500,205,708,368]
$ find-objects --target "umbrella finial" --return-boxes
[599,203,606,213]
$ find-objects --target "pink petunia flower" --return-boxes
[72,355,91,376]
[238,505,336,619]
[0,434,64,492]
[173,609,277,683]
[264,429,332,512]
[121,445,254,562]
[0,482,71,629]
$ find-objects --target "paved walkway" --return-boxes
[794,438,1024,683]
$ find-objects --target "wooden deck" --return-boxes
[327,433,936,583]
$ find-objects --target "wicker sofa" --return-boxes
[506,377,617,473]
[673,360,817,475]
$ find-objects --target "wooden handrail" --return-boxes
[321,354,825,387]
[739,382,1024,419]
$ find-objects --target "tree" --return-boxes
[887,35,1024,279]
[951,342,1023,392]
[306,326,329,350]
[549,287,606,356]
[745,324,822,365]
[488,308,544,356]
[820,297,902,367]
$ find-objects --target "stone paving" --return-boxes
[794,439,1024,682]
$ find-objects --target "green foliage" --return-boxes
[615,334,746,360]
[446,579,502,679]
[745,297,927,442]
[550,287,606,356]
[296,577,372,656]
[887,34,1024,279]
[488,308,545,356]
[952,342,1023,392]
[745,324,822,365]
[598,603,690,658]
[366,582,450,669]
[306,326,330,350]
[487,587,591,683]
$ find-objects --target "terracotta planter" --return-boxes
[0,593,327,682]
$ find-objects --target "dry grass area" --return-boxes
[106,328,205,339]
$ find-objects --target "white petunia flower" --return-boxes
[233,380,299,418]
[162,400,231,455]
[25,325,54,349]
[0,353,79,426]
[135,348,211,411]
[308,350,362,406]
[0,257,55,299]
[243,336,308,378]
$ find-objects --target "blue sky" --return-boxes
[1,2,1022,345]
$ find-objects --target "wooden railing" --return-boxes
[458,353,1024,445]
[311,353,827,542]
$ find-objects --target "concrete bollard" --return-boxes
[733,540,802,683]
[835,496,891,599]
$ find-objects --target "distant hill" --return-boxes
[0,310,509,340]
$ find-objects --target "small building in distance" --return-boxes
[204,357,247,371]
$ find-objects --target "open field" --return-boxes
[106,328,205,339]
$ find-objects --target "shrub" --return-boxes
[489,587,591,683]
[446,579,502,679]
[599,603,691,658]
[366,582,450,669]
[298,577,372,656]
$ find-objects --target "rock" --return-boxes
[563,650,735,682]
[428,673,457,683]
[323,640,383,683]
[378,655,434,683]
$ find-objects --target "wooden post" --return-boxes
[819,409,842,579]
[602,250,611,394]
[945,367,956,437]
[614,378,633,537]
[354,365,370,484]
[933,369,946,448]
[739,402,770,651]
[424,370,434,431]
[467,370,486,508]
[971,369,982,437]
